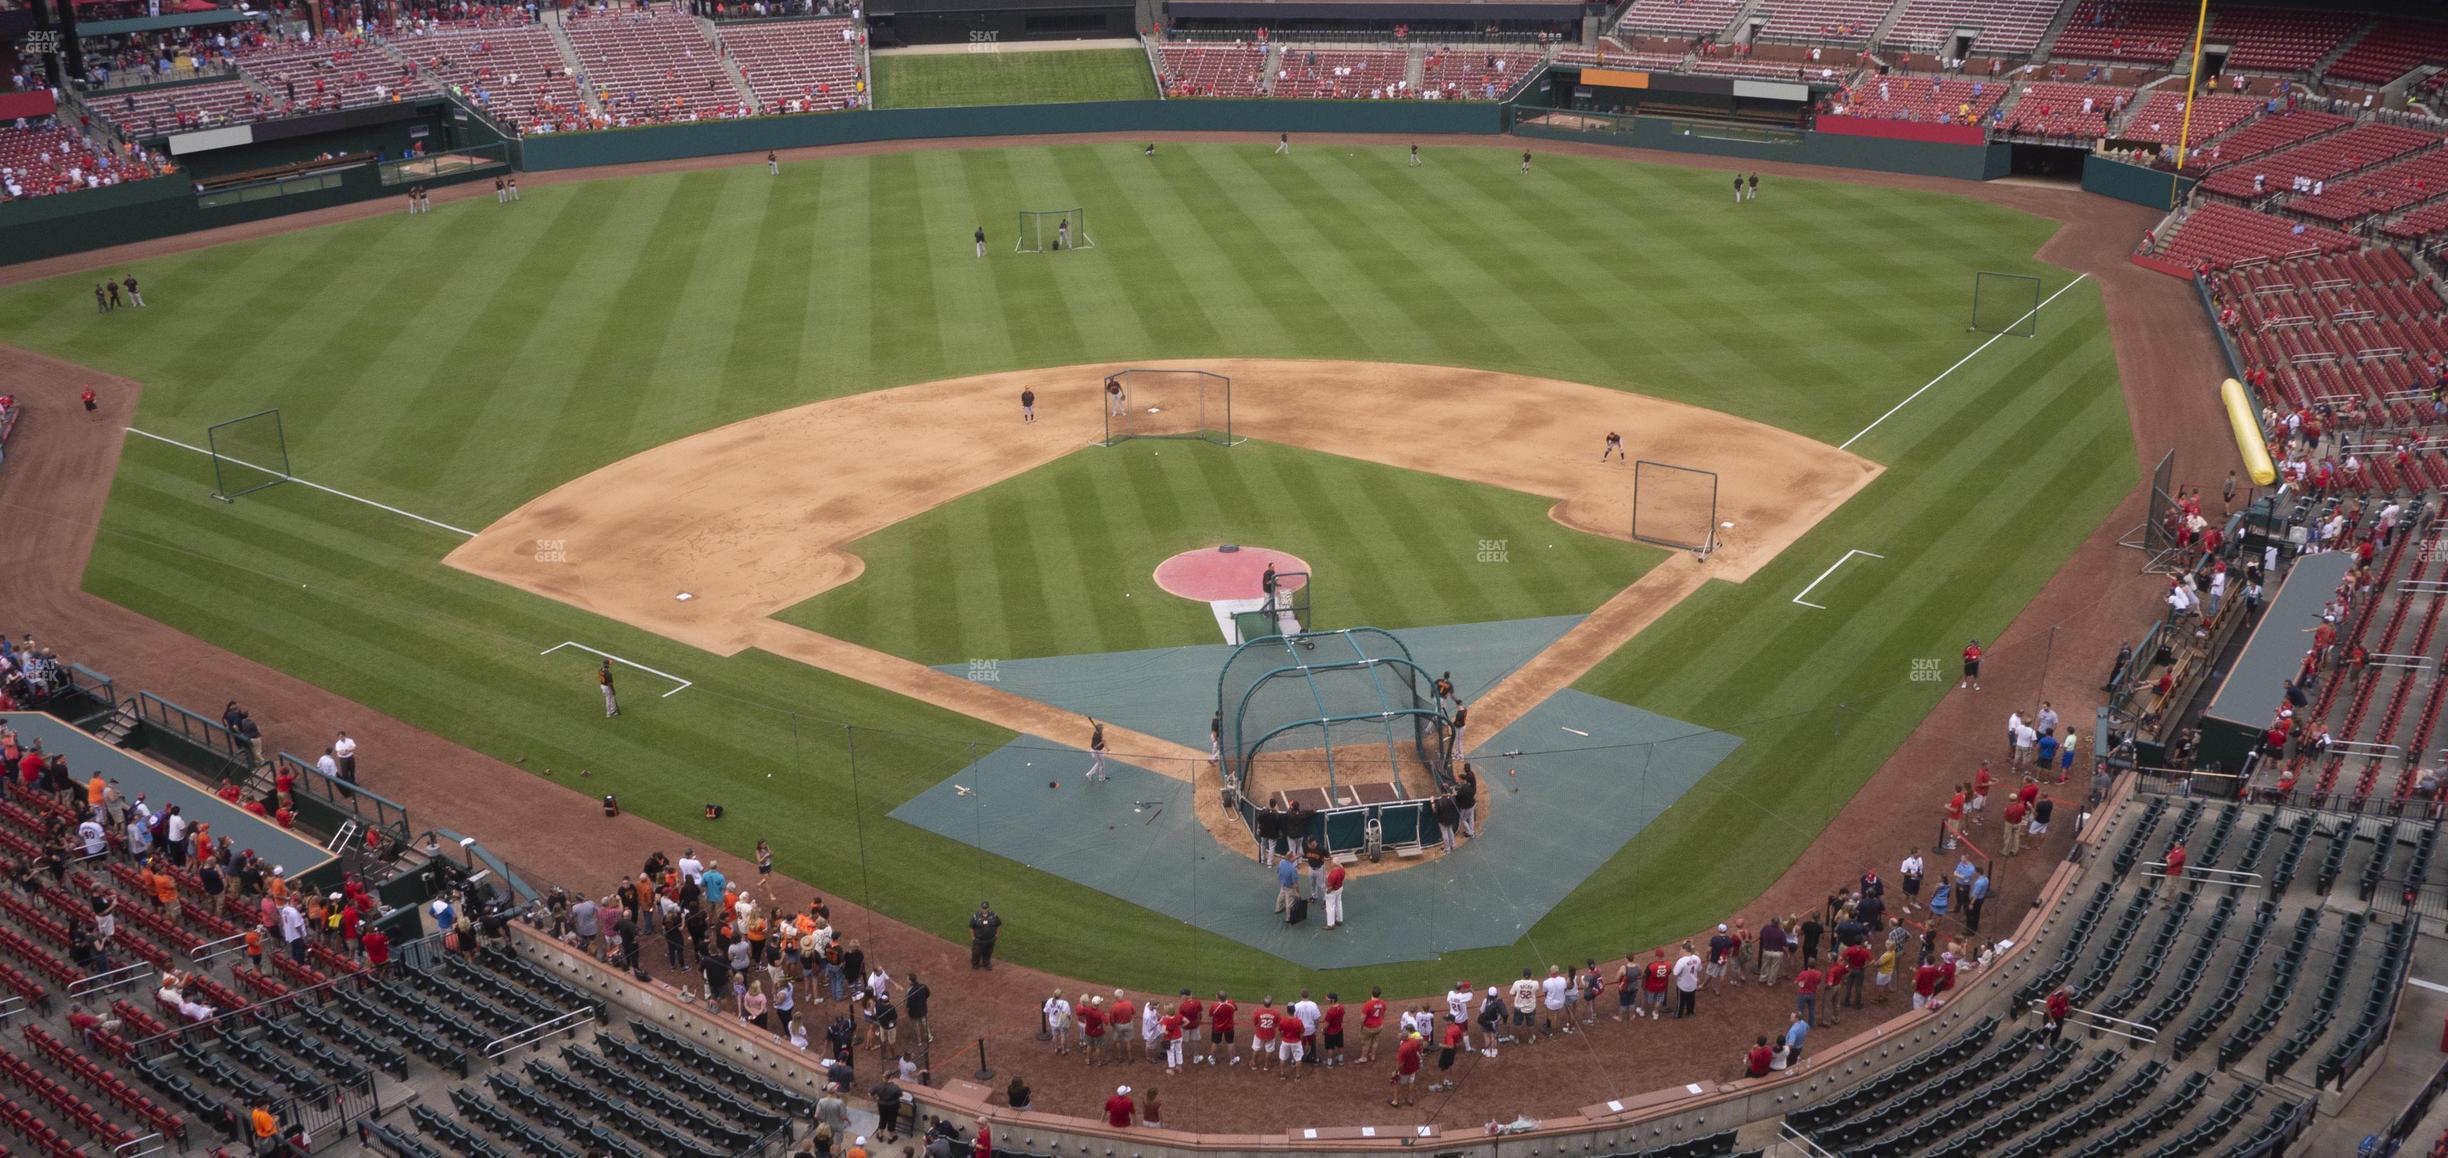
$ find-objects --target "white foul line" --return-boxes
[2409,976,2448,996]
[1793,549,1885,610]
[124,427,478,538]
[541,641,694,698]
[1840,273,2093,452]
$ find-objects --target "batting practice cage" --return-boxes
[1217,627,1454,855]
[1016,208,1092,253]
[1971,271,2043,337]
[1631,459,1719,558]
[207,408,291,502]
[1101,367,1234,447]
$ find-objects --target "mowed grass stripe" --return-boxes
[715,161,824,420]
[1163,148,1370,354]
[867,154,951,386]
[1046,147,1225,357]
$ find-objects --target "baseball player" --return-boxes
[1020,387,1036,423]
[1105,376,1127,417]
[1601,432,1625,462]
[1274,132,1290,155]
[598,660,620,718]
[1409,143,1421,168]
[1086,718,1108,781]
[769,149,780,176]
[1057,218,1069,251]
[122,275,144,307]
[974,225,986,259]
[1520,150,1532,175]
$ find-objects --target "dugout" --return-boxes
[2192,550,2353,777]
[1218,627,1452,856]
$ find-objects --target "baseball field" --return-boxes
[0,140,2130,996]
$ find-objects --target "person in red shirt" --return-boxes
[1821,956,1847,1028]
[1174,989,1204,1064]
[1945,786,1966,851]
[1960,640,1982,690]
[1744,1035,1773,1078]
[1323,861,1346,929]
[2002,795,2028,856]
[1358,986,1388,1062]
[2044,987,2072,1041]
[1391,1031,1423,1106]
[1321,994,1347,1067]
[1841,941,1871,1010]
[1102,1086,1135,1128]
[1159,1006,1186,1074]
[1207,992,1236,1066]
[1105,993,1134,1064]
[1971,763,1994,823]
[1793,965,1823,1025]
[2164,842,2187,883]
[972,1121,991,1158]
[1276,1010,1306,1077]
[1249,998,1279,1073]
[1077,998,1106,1065]
[360,927,390,971]
[1912,958,1940,1010]
[1641,948,1671,1019]
[1425,1017,1464,1092]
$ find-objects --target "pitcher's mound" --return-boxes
[1153,546,1312,602]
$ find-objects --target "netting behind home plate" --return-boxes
[1217,627,1451,842]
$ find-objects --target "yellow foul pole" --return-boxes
[2170,0,2214,209]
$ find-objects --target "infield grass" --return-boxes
[0,143,2128,997]
[872,48,1158,109]
[779,439,1655,664]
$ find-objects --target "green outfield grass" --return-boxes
[780,439,1654,664]
[873,49,1158,109]
[0,143,2128,997]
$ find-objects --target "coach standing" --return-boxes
[968,901,1001,970]
[332,731,357,784]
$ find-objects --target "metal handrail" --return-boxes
[190,931,251,965]
[481,1006,595,1060]
[67,961,154,999]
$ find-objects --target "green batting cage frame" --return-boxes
[1218,627,1452,856]
[1016,209,1092,253]
[1971,271,2043,337]
[1631,459,1719,558]
[1101,367,1235,447]
[1230,570,1309,645]
[207,409,291,502]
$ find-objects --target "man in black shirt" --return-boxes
[1454,767,1480,837]
[968,901,1001,970]
[904,973,930,1043]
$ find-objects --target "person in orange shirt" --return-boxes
[87,774,106,811]
[149,867,178,910]
[243,926,264,967]
[250,1105,278,1145]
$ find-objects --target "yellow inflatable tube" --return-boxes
[2221,378,2277,486]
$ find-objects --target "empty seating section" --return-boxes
[1155,42,1267,98]
[2119,90,2259,147]
[235,35,434,113]
[1616,0,1745,38]
[2201,122,2438,198]
[720,20,865,114]
[2213,7,2364,75]
[89,78,269,137]
[2052,0,2192,65]
[1830,75,2004,123]
[1884,0,2058,56]
[2327,19,2448,86]
[2195,109,2349,177]
[2001,82,2132,139]
[2290,149,2448,224]
[394,21,587,133]
[1752,0,1898,45]
[565,6,745,124]
[2154,203,2358,272]
[1420,49,1536,100]
[2382,199,2448,243]
[0,124,167,199]
[1271,49,1408,99]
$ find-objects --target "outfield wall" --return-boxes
[1513,111,2009,181]
[516,99,1503,169]
[2083,152,2196,210]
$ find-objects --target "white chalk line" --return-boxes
[1840,273,2093,452]
[1793,549,1886,610]
[542,641,693,698]
[124,427,478,538]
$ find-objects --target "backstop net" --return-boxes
[1631,459,1719,556]
[1101,368,1234,447]
[1016,209,1091,253]
[207,409,290,502]
[1218,627,1454,852]
[1972,271,2043,337]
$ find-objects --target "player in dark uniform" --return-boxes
[975,225,987,259]
[1748,173,1760,200]
[1601,432,1625,462]
[1734,174,1745,204]
[105,280,123,309]
[1409,144,1421,168]
[1020,387,1036,423]
[122,276,144,307]
[768,149,779,175]
[1520,150,1531,174]
[1086,718,1108,781]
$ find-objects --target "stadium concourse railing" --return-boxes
[494,776,2130,1158]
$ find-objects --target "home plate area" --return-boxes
[900,617,1741,967]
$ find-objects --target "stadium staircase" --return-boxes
[544,18,609,120]
[700,14,762,110]
[2028,0,2080,65]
